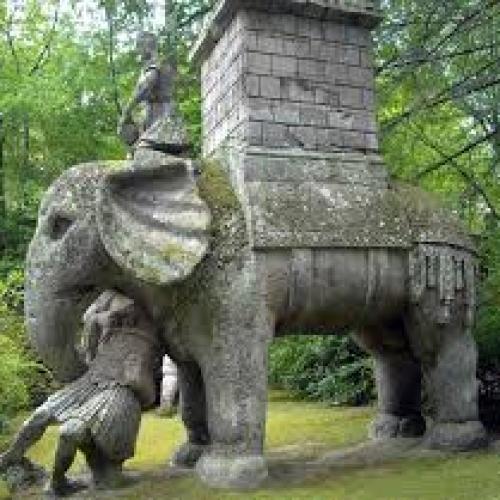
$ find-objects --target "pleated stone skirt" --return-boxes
[43,377,142,462]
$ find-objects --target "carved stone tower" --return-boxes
[191,1,408,249]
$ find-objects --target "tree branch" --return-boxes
[376,0,490,76]
[428,0,498,56]
[413,129,497,181]
[29,2,61,76]
[105,3,122,117]
[379,42,500,72]
[412,124,500,220]
[4,15,21,75]
[178,4,213,30]
[381,59,500,133]
[377,3,498,80]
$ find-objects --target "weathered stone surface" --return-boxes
[191,0,382,63]
[196,454,268,489]
[2,291,159,495]
[0,458,47,493]
[370,413,426,439]
[98,155,211,286]
[24,155,485,493]
[233,148,475,251]
[118,32,190,155]
[423,421,488,451]
[197,1,380,156]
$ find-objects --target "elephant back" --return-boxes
[229,150,474,252]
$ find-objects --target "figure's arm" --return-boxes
[81,317,101,365]
[123,353,157,409]
[118,67,159,130]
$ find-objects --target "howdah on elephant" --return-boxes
[25,150,486,489]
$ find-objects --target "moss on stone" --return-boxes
[197,159,240,224]
[100,160,129,171]
[390,180,475,250]
[164,158,247,327]
[161,243,198,264]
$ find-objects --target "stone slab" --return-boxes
[220,148,476,251]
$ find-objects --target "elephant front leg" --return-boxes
[171,361,210,468]
[197,343,269,489]
[195,270,272,488]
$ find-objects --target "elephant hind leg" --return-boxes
[405,247,487,450]
[406,308,487,450]
[353,325,426,439]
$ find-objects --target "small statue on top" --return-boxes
[117,32,190,156]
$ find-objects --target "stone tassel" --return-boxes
[437,249,455,325]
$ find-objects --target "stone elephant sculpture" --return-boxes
[25,154,486,489]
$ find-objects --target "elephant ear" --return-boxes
[97,157,211,285]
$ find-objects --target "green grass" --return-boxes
[3,392,500,499]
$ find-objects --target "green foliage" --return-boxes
[269,336,376,406]
[0,298,35,433]
[475,225,500,366]
[0,268,54,433]
[0,334,31,432]
[377,0,499,226]
[0,265,24,312]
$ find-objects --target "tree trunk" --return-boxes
[0,113,5,219]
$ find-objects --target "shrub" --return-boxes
[0,334,32,432]
[0,267,55,432]
[475,226,500,367]
[269,335,375,406]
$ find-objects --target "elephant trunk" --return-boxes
[25,273,92,382]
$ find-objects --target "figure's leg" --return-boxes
[405,248,486,450]
[171,361,210,468]
[353,327,426,439]
[80,440,123,490]
[0,407,52,468]
[44,419,87,496]
[195,258,273,489]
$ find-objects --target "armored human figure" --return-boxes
[0,290,159,496]
[117,31,189,156]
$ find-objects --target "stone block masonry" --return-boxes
[197,0,380,156]
[193,0,390,249]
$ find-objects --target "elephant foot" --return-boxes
[423,421,487,451]
[370,413,426,439]
[195,452,268,489]
[170,442,208,468]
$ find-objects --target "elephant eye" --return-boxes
[47,214,74,240]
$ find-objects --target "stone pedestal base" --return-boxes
[195,453,268,489]
[370,413,426,439]
[424,421,487,451]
